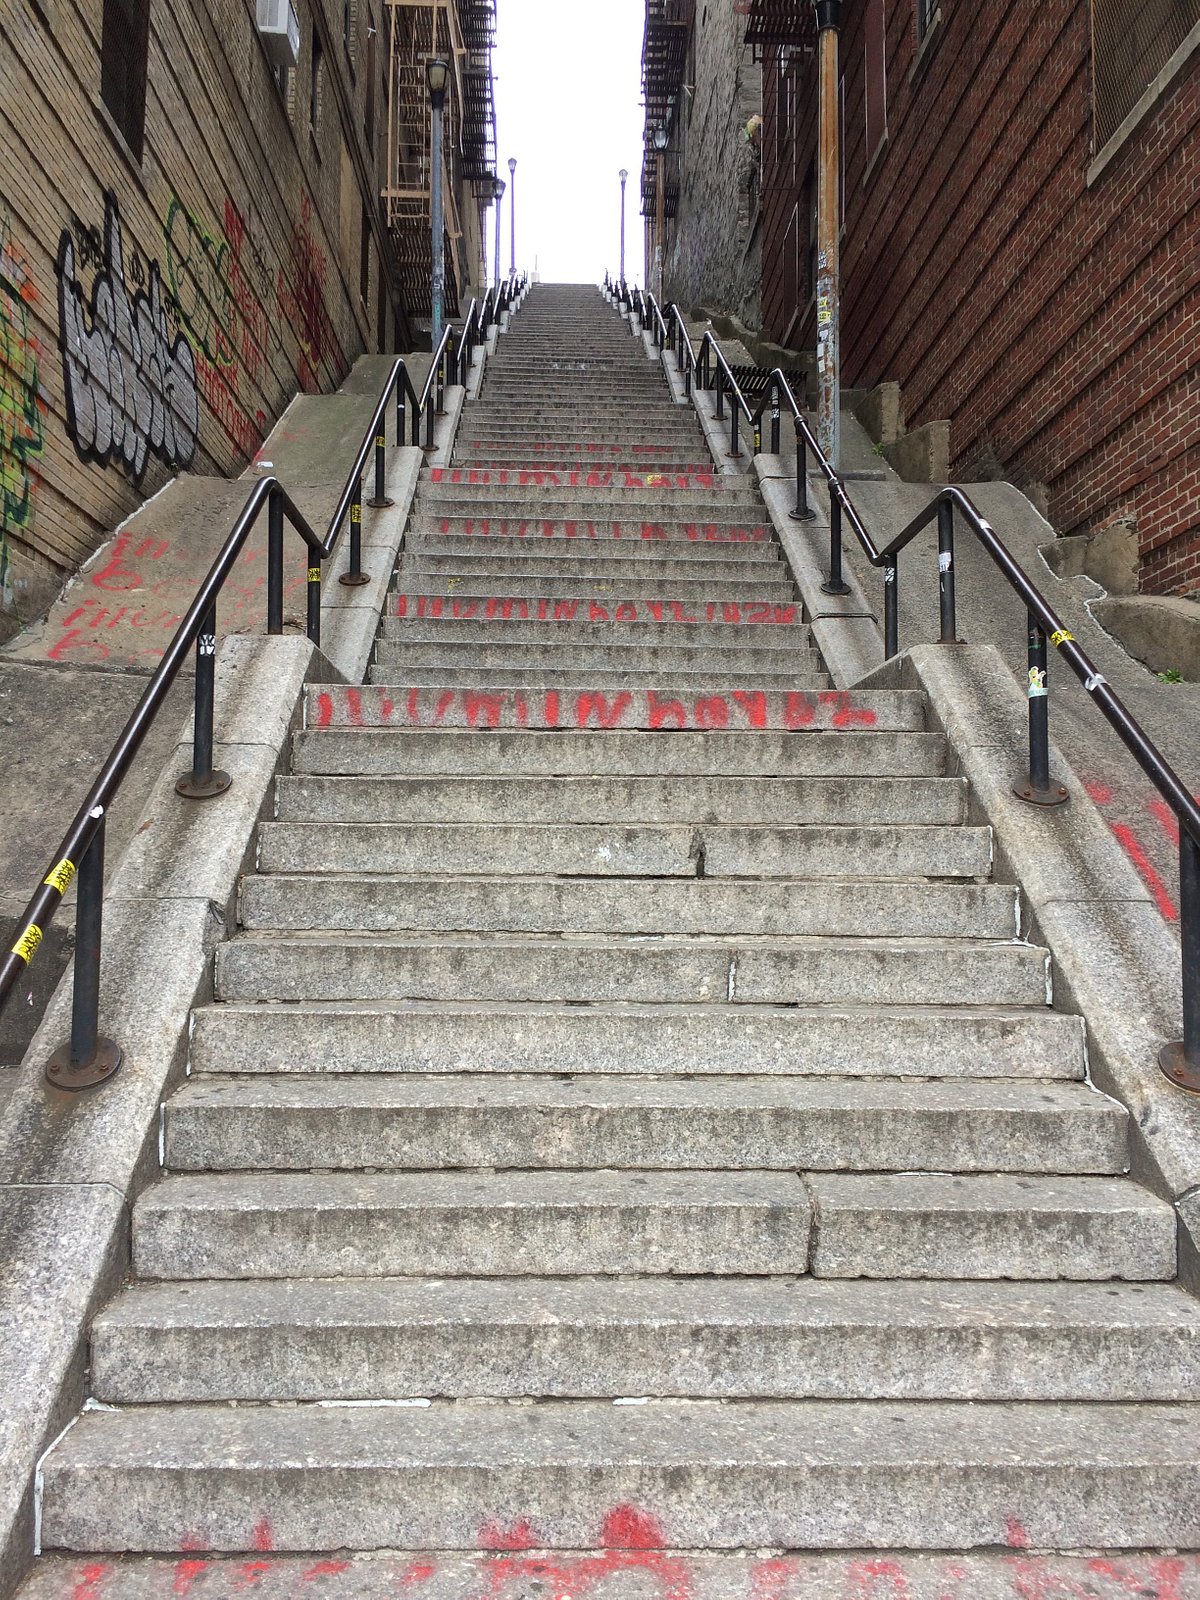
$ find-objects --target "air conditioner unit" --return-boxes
[257,0,300,69]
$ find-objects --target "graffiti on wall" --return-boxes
[57,193,199,485]
[163,193,271,458]
[277,193,347,392]
[0,215,45,603]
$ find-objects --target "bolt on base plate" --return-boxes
[338,570,373,588]
[1012,781,1069,807]
[176,769,233,800]
[1159,1040,1200,1094]
[45,1037,122,1091]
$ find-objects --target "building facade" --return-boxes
[0,0,492,625]
[654,0,1200,596]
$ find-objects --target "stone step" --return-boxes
[459,430,706,447]
[240,875,1015,939]
[213,934,1044,1007]
[371,640,821,675]
[161,1076,1125,1177]
[420,486,765,512]
[189,1001,1086,1081]
[386,595,808,629]
[388,573,796,600]
[133,1170,814,1280]
[39,1399,1200,1552]
[366,666,832,692]
[304,686,922,733]
[403,554,785,585]
[90,1277,1200,1406]
[255,821,986,880]
[407,527,782,558]
[456,453,714,471]
[381,615,811,648]
[272,774,965,825]
[291,729,948,777]
[414,499,771,528]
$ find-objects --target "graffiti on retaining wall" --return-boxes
[0,215,45,604]
[277,193,346,393]
[57,193,199,484]
[163,192,271,458]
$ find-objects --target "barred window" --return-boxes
[1091,0,1200,150]
[100,0,151,158]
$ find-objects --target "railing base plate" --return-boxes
[176,769,233,801]
[1012,782,1069,807]
[366,496,395,510]
[789,508,818,523]
[1159,1040,1200,1094]
[821,579,853,596]
[338,571,373,589]
[45,1037,122,1091]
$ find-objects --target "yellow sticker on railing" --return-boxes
[351,505,362,524]
[1050,629,1075,648]
[44,859,75,895]
[11,924,42,964]
[376,435,386,449]
[308,568,322,584]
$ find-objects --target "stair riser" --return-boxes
[381,620,810,648]
[272,775,965,825]
[93,1319,1195,1405]
[367,668,831,692]
[189,1007,1086,1080]
[254,824,989,879]
[39,1405,1200,1553]
[213,942,1047,1007]
[238,878,1014,939]
[406,520,776,542]
[407,535,782,563]
[133,1196,812,1280]
[304,688,925,734]
[388,576,796,600]
[404,558,783,584]
[164,1101,1125,1177]
[372,644,820,674]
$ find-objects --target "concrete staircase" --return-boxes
[33,285,1200,1567]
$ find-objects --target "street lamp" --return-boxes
[619,168,628,284]
[492,176,506,293]
[653,124,668,305]
[426,57,450,345]
[507,156,517,278]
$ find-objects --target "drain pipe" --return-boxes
[814,0,841,475]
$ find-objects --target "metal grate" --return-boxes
[729,365,806,397]
[1090,0,1199,150]
[643,0,693,123]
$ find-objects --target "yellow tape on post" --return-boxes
[11,924,42,964]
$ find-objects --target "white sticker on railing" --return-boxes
[1028,668,1048,699]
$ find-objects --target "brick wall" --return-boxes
[760,1,1200,595]
[659,3,763,327]
[0,0,474,621]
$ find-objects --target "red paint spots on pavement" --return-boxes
[1005,1515,1031,1549]
[599,1503,668,1548]
[1086,779,1115,805]
[478,1515,543,1550]
[71,1564,110,1600]
[397,1561,438,1588]
[303,1559,353,1582]
[1111,823,1178,919]
[847,1557,911,1595]
[312,692,333,729]
[1149,796,1181,846]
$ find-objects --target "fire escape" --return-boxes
[641,0,691,230]
[383,0,496,323]
[735,0,817,59]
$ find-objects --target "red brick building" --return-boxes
[754,0,1200,595]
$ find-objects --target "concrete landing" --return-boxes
[17,1548,1200,1599]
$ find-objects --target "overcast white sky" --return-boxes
[490,0,646,286]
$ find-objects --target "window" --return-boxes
[865,0,887,157]
[100,0,151,159]
[1091,0,1200,151]
[916,0,939,40]
[310,29,322,135]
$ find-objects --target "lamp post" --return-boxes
[653,125,668,305]
[493,176,506,293]
[507,156,517,277]
[619,168,628,284]
[426,57,449,346]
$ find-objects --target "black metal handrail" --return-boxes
[0,309,488,1091]
[648,311,1200,1089]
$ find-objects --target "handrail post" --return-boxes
[1161,831,1200,1090]
[425,386,436,451]
[790,422,815,522]
[729,399,741,458]
[1014,614,1068,807]
[367,415,393,509]
[397,372,407,446]
[884,557,899,658]
[267,487,284,635]
[44,817,122,1090]
[339,483,371,588]
[770,384,781,455]
[306,557,322,647]
[822,492,852,596]
[937,498,957,643]
[176,603,232,799]
[715,368,725,421]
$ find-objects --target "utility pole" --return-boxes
[493,176,505,292]
[653,125,668,304]
[814,0,841,472]
[508,156,517,277]
[426,59,449,346]
[619,168,628,283]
